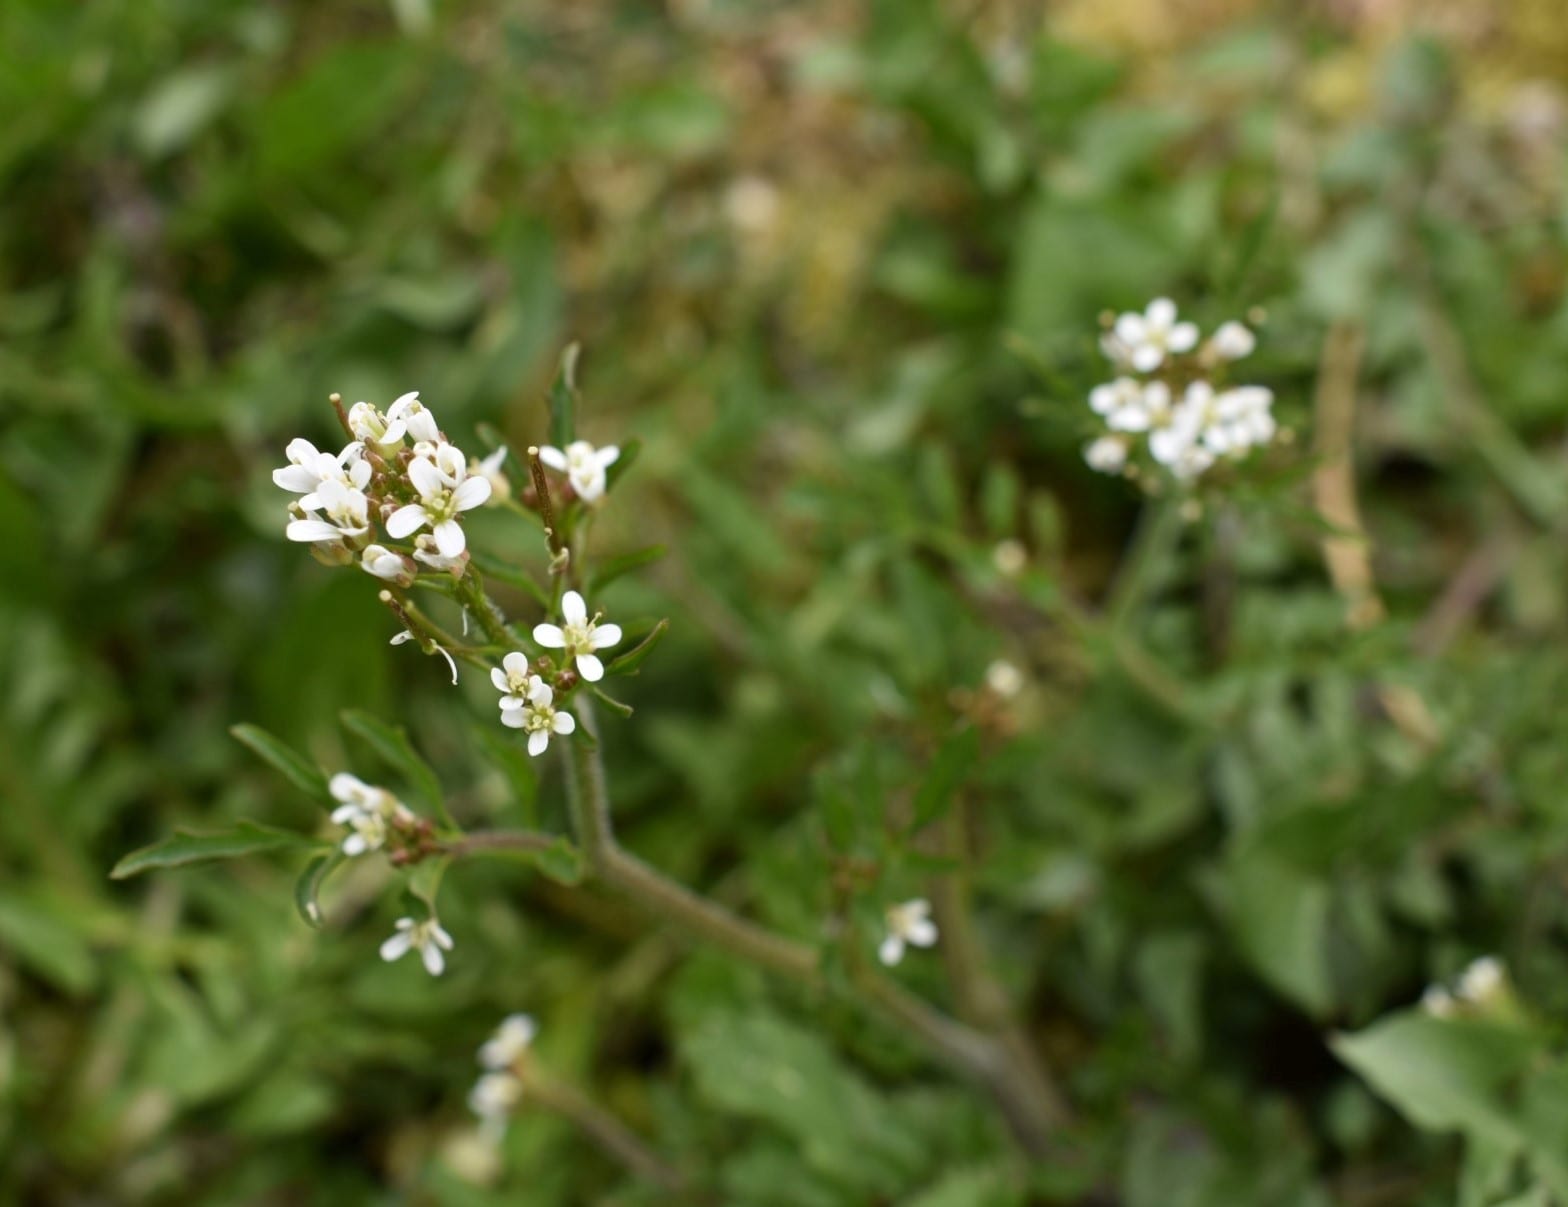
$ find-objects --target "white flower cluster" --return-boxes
[490,590,622,756]
[1421,955,1508,1018]
[1084,299,1275,482]
[538,440,619,503]
[329,773,414,857]
[469,1014,537,1143]
[272,391,496,572]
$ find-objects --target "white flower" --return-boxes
[468,447,511,505]
[497,671,576,756]
[385,454,491,558]
[380,916,455,976]
[984,659,1025,698]
[1111,298,1199,373]
[1208,320,1256,362]
[1148,385,1218,480]
[1213,385,1276,451]
[1090,378,1156,433]
[468,1071,523,1142]
[386,391,441,444]
[328,773,412,857]
[1458,956,1505,1004]
[272,438,370,497]
[348,395,414,451]
[1085,436,1129,475]
[361,544,415,585]
[878,898,938,967]
[537,440,620,503]
[391,629,459,685]
[991,539,1027,578]
[286,478,372,544]
[1421,984,1457,1018]
[478,1013,538,1070]
[532,590,622,682]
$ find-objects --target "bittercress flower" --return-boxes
[533,590,621,682]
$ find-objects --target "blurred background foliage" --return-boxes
[4,0,1568,1202]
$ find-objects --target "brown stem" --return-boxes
[522,1071,687,1194]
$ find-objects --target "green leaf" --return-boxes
[338,710,451,827]
[605,618,668,676]
[0,894,96,995]
[1221,849,1333,1015]
[911,727,979,829]
[475,727,540,826]
[589,685,634,717]
[112,822,319,880]
[293,851,344,928]
[408,854,450,907]
[589,542,666,594]
[469,552,551,609]
[1332,1013,1540,1146]
[548,342,580,448]
[230,723,329,803]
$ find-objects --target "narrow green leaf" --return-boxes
[231,724,329,803]
[589,685,634,717]
[589,542,666,594]
[294,851,344,928]
[408,854,450,908]
[548,342,580,448]
[338,710,452,828]
[475,727,540,826]
[911,727,979,829]
[605,618,668,677]
[112,822,318,879]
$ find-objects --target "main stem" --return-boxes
[561,699,1069,1156]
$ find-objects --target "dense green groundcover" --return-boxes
[4,1,1568,1203]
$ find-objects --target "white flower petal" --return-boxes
[527,730,549,756]
[1147,297,1177,327]
[491,667,510,692]
[537,446,567,471]
[1168,321,1199,353]
[502,651,530,677]
[385,504,428,539]
[452,475,492,512]
[433,519,467,559]
[575,653,604,682]
[560,591,587,625]
[421,942,445,976]
[1131,344,1163,373]
[552,711,575,734]
[596,445,621,468]
[286,519,345,543]
[906,918,939,947]
[380,932,414,963]
[589,623,622,649]
[408,457,443,500]
[533,623,565,649]
[878,935,905,967]
[273,465,320,492]
[500,709,526,729]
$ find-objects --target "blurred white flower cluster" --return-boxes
[1421,955,1509,1018]
[1085,299,1275,482]
[469,1014,537,1142]
[272,391,499,574]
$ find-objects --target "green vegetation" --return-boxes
[4,1,1568,1202]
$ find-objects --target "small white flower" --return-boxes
[328,773,413,856]
[478,1013,538,1070]
[532,590,622,682]
[1458,956,1505,1004]
[1208,320,1256,362]
[468,1071,523,1142]
[391,629,459,685]
[1085,436,1129,475]
[984,659,1025,698]
[497,672,576,756]
[1111,298,1199,373]
[1090,378,1157,433]
[348,396,411,451]
[1421,984,1457,1018]
[385,453,492,558]
[286,478,372,544]
[469,447,511,506]
[272,438,370,498]
[386,391,441,444]
[991,539,1027,578]
[879,898,938,967]
[537,440,620,503]
[380,916,455,976]
[360,544,415,585]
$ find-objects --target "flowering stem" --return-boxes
[441,830,558,858]
[1106,495,1184,633]
[519,1069,687,1193]
[526,446,567,559]
[559,698,1070,1157]
[384,593,491,670]
[456,570,514,648]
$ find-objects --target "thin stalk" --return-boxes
[1105,495,1184,633]
[560,697,1069,1157]
[521,1071,687,1194]
[456,570,514,648]
[443,830,557,858]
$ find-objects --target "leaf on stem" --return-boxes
[605,618,668,677]
[231,723,329,803]
[911,727,979,830]
[589,685,634,717]
[294,850,344,927]
[548,342,580,449]
[589,542,665,594]
[339,710,453,829]
[112,822,320,879]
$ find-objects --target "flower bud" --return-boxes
[361,544,417,587]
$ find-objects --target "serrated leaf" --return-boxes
[293,851,344,928]
[112,822,319,879]
[339,710,451,827]
[605,618,667,676]
[589,542,665,594]
[231,723,329,803]
[912,727,978,829]
[548,342,579,448]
